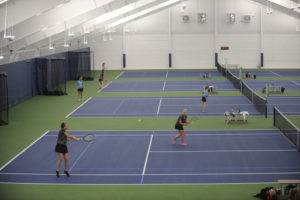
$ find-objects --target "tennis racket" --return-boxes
[190,116,200,123]
[82,134,95,142]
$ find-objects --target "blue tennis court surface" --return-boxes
[67,96,300,118]
[100,80,237,93]
[0,130,300,184]
[230,70,300,77]
[268,96,300,115]
[117,71,223,79]
[1,130,299,184]
[67,96,261,118]
[244,80,300,91]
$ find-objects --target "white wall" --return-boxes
[3,0,298,69]
[89,0,300,70]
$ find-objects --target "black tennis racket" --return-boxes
[82,134,95,142]
[190,116,200,123]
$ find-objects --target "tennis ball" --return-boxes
[138,119,142,122]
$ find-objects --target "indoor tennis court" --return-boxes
[1,130,300,185]
[0,0,300,200]
[99,80,236,93]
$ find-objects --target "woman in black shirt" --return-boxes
[99,62,106,89]
[173,109,191,146]
[55,122,80,177]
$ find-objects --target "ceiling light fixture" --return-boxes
[266,1,273,14]
[0,0,8,5]
[3,0,15,41]
[108,0,180,29]
[49,39,54,50]
[68,28,75,37]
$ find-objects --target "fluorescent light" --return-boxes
[108,0,180,28]
[56,4,64,8]
[83,34,88,44]
[68,28,75,37]
[0,0,8,5]
[85,0,157,28]
[0,55,4,59]
[4,35,15,39]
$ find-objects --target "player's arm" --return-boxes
[179,119,190,126]
[64,131,80,141]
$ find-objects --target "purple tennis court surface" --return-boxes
[67,96,300,118]
[1,130,299,184]
[66,96,261,118]
[244,80,300,91]
[117,71,223,79]
[230,69,300,78]
[99,80,237,93]
[116,70,300,79]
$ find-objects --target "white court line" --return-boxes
[1,172,300,176]
[156,97,162,116]
[162,103,252,106]
[162,81,166,91]
[142,134,154,176]
[115,71,125,79]
[69,112,264,117]
[0,131,49,171]
[270,71,282,77]
[270,96,300,98]
[0,181,289,186]
[269,104,300,106]
[98,81,112,93]
[151,149,297,153]
[65,97,92,118]
[47,129,279,132]
[45,133,281,137]
[291,80,300,86]
[166,71,169,78]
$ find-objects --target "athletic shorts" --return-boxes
[175,124,184,130]
[202,97,207,102]
[77,88,83,92]
[55,144,68,154]
[99,79,103,82]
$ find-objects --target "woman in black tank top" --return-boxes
[55,122,80,177]
[173,109,191,146]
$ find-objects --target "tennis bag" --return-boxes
[254,187,278,200]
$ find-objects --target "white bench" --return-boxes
[278,179,300,195]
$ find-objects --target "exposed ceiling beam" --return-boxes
[250,0,300,18]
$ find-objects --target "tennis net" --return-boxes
[274,106,300,151]
[241,81,268,118]
[227,70,241,90]
[216,63,227,77]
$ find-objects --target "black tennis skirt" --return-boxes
[77,88,83,92]
[202,97,207,102]
[55,144,68,154]
[175,124,184,130]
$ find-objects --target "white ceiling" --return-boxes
[0,0,299,57]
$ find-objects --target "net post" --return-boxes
[273,106,276,126]
[239,67,242,79]
[266,83,270,99]
[297,132,300,152]
[265,103,267,118]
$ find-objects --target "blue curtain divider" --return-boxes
[0,47,90,108]
[0,59,36,108]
